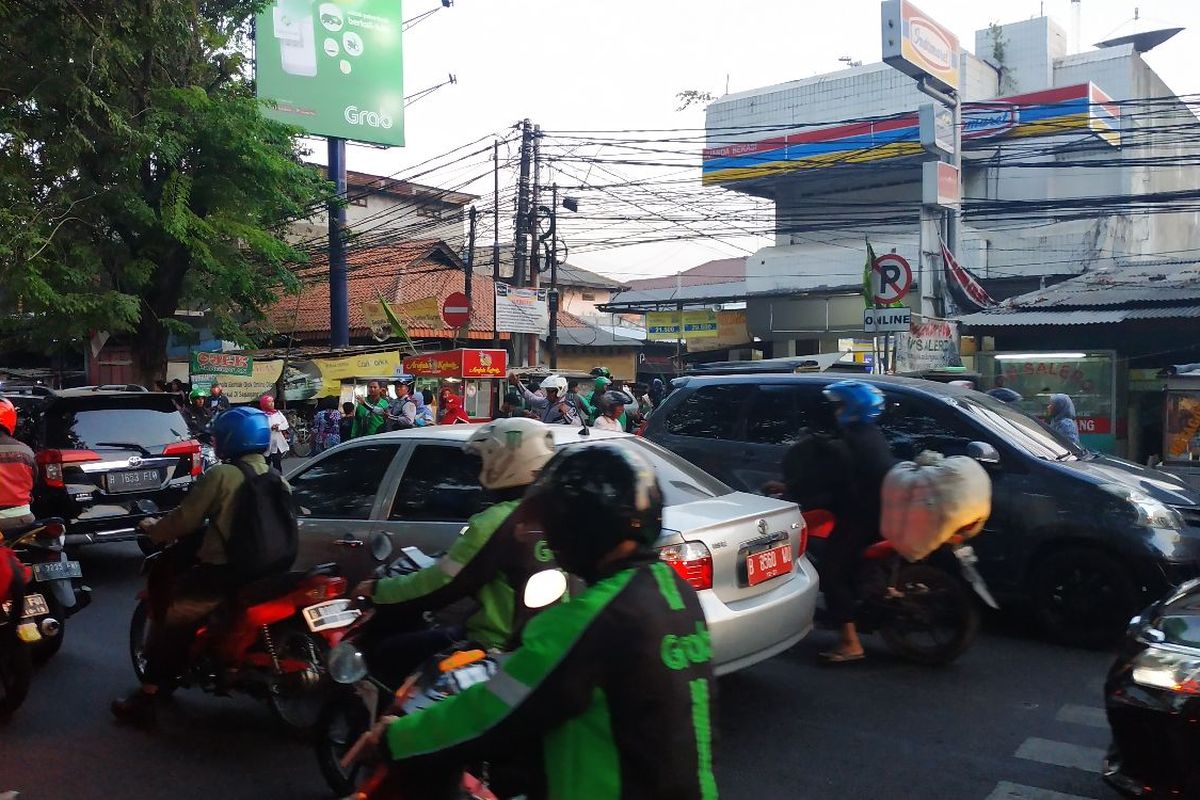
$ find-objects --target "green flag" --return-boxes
[863,240,877,308]
[377,290,418,355]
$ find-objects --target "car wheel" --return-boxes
[1032,547,1137,649]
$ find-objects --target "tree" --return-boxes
[0,0,333,383]
[675,90,716,112]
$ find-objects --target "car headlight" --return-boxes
[1131,646,1200,695]
[1101,484,1184,530]
[327,642,369,684]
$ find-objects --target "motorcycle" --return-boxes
[318,552,567,799]
[5,517,90,663]
[0,540,58,719]
[804,509,997,665]
[128,550,359,733]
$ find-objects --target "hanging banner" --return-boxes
[895,319,962,373]
[940,239,997,314]
[646,310,719,341]
[495,285,549,335]
[191,359,285,403]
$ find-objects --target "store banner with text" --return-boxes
[646,310,719,341]
[894,319,961,373]
[495,285,549,334]
[190,351,253,376]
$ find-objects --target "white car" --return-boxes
[286,425,818,675]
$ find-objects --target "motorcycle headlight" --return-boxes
[1101,484,1183,530]
[1131,647,1200,695]
[327,641,368,685]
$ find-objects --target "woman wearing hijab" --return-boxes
[439,389,471,425]
[1046,393,1082,448]
[412,388,434,427]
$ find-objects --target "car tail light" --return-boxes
[659,541,713,591]
[796,519,808,559]
[36,449,102,488]
[305,576,347,603]
[163,440,202,477]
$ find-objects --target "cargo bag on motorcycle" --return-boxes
[224,463,299,581]
[880,450,991,562]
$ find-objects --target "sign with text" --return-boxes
[494,285,549,335]
[402,349,507,379]
[646,310,719,341]
[894,319,961,373]
[882,0,960,92]
[919,102,955,157]
[255,0,405,147]
[189,351,253,376]
[864,306,912,333]
[923,160,960,209]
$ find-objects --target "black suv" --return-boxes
[3,389,201,548]
[644,374,1200,646]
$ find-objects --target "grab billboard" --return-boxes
[255,0,405,147]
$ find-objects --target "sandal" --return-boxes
[817,650,866,664]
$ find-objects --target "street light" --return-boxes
[538,186,579,369]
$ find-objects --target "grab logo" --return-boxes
[344,106,394,129]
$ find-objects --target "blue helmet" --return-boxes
[212,406,270,459]
[822,380,885,427]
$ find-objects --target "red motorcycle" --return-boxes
[128,553,359,733]
[0,542,43,719]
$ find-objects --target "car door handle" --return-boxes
[333,537,364,548]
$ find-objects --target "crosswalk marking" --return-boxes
[985,780,1097,800]
[1015,737,1105,773]
[1054,704,1108,729]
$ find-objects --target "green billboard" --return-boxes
[255,0,405,147]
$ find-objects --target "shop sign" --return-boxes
[864,307,912,333]
[462,349,506,378]
[314,351,403,396]
[191,359,284,404]
[403,350,464,379]
[922,161,959,209]
[646,310,719,341]
[963,103,1019,140]
[881,0,960,92]
[894,320,961,373]
[190,351,253,376]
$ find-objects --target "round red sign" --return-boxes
[871,253,914,305]
[441,291,471,328]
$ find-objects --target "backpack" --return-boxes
[224,461,299,582]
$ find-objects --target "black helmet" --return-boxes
[589,366,612,379]
[529,444,663,581]
[602,390,634,407]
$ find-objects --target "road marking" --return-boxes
[1015,737,1105,773]
[985,781,1098,800]
[1055,704,1108,729]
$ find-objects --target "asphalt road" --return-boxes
[2,541,1125,800]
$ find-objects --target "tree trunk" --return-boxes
[131,311,171,388]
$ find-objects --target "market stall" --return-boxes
[402,348,508,422]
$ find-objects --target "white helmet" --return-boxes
[464,418,557,490]
[539,374,568,394]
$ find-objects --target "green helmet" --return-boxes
[189,386,209,401]
[594,376,612,391]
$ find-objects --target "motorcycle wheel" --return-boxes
[129,599,151,683]
[266,623,328,737]
[879,563,979,665]
[314,691,376,795]
[0,640,33,721]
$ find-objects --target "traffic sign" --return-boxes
[441,292,471,328]
[871,253,913,305]
[864,306,912,333]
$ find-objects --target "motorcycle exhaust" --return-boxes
[40,618,60,638]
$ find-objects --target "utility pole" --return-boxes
[464,206,477,337]
[512,119,534,365]
[492,138,501,343]
[328,138,349,348]
[546,183,560,369]
[527,124,542,368]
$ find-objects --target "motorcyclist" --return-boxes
[777,380,895,664]
[0,399,36,533]
[183,386,211,434]
[111,407,287,725]
[352,418,559,685]
[594,389,633,432]
[361,444,717,799]
[582,375,611,424]
[508,372,580,426]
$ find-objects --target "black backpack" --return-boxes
[224,462,299,582]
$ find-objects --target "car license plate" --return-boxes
[302,599,360,633]
[746,543,793,586]
[107,469,162,493]
[32,560,82,582]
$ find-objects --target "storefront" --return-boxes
[1162,372,1200,488]
[402,348,508,422]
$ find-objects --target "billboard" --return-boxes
[255,0,405,147]
[494,285,549,335]
[881,0,959,92]
[646,310,718,341]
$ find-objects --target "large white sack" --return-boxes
[880,450,992,562]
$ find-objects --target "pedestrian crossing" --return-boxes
[983,701,1112,800]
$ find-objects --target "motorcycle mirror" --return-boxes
[135,499,160,514]
[523,569,567,610]
[369,532,393,563]
[967,441,1001,466]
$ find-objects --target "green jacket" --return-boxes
[351,396,390,438]
[374,499,544,650]
[385,558,718,799]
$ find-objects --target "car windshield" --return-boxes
[949,395,1079,461]
[45,397,190,451]
[561,437,734,506]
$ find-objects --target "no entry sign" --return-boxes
[441,292,471,328]
[871,253,913,305]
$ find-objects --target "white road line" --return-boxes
[1055,704,1109,729]
[1015,737,1106,773]
[985,780,1098,800]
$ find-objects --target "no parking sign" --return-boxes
[871,253,913,306]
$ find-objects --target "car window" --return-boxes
[746,384,833,445]
[663,385,743,439]
[390,444,486,522]
[953,396,1076,461]
[44,397,190,450]
[877,394,980,460]
[291,444,400,520]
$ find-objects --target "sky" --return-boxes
[315,0,1200,282]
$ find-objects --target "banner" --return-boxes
[940,239,996,314]
[688,310,751,352]
[894,319,962,373]
[191,350,404,403]
[190,351,253,376]
[255,0,405,147]
[495,285,549,335]
[646,310,718,341]
[393,296,442,329]
[191,360,284,403]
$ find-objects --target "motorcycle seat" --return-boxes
[234,562,342,607]
[1,518,66,541]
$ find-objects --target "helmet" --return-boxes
[212,406,271,459]
[987,387,1022,404]
[464,418,556,490]
[528,444,663,581]
[189,386,209,401]
[539,375,568,394]
[603,390,633,408]
[589,367,612,379]
[593,376,612,391]
[822,380,885,427]
[0,398,16,436]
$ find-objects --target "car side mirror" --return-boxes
[523,569,568,610]
[968,441,1001,466]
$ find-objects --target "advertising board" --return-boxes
[881,0,960,92]
[646,310,719,341]
[494,285,549,335]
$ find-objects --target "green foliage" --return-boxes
[0,0,334,378]
[675,90,716,112]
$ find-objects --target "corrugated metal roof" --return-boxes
[607,280,747,305]
[998,262,1200,310]
[958,306,1200,327]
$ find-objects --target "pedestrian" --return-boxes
[351,380,390,438]
[388,380,417,431]
[412,388,435,427]
[593,390,632,432]
[339,401,355,442]
[312,396,342,454]
[1046,393,1082,448]
[259,394,290,472]
[649,377,665,408]
[207,383,231,417]
[439,388,471,424]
